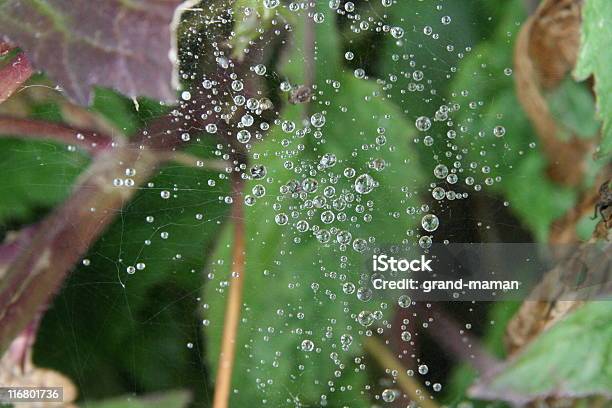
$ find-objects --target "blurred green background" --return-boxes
[0,0,606,407]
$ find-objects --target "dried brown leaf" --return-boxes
[506,181,612,353]
[514,0,593,186]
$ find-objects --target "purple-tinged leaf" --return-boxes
[0,0,182,105]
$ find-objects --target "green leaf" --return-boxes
[446,0,578,241]
[470,302,612,403]
[204,9,424,401]
[91,88,169,135]
[377,0,483,114]
[231,0,280,59]
[547,78,599,140]
[0,0,181,104]
[84,390,191,408]
[0,139,88,225]
[574,0,612,158]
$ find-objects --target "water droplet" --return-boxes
[391,26,404,39]
[421,214,439,232]
[419,235,433,249]
[433,164,449,179]
[415,116,431,131]
[301,339,314,352]
[237,129,251,143]
[310,112,326,128]
[319,153,337,168]
[398,295,411,308]
[382,389,396,402]
[357,310,374,326]
[250,165,267,179]
[253,64,266,75]
[493,125,506,137]
[354,174,376,194]
[275,213,288,225]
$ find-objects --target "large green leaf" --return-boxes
[574,0,612,158]
[470,301,612,403]
[204,76,423,406]
[204,5,425,405]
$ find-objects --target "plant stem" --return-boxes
[212,176,245,408]
[0,116,116,153]
[0,57,247,354]
[363,336,439,408]
[0,78,231,354]
[164,151,230,172]
[0,147,161,354]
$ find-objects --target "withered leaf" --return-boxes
[514,0,592,186]
[0,0,182,105]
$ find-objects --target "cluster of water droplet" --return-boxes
[99,0,519,404]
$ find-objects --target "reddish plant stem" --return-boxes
[0,225,38,267]
[0,116,116,153]
[212,176,245,408]
[0,146,162,353]
[0,52,33,104]
[0,76,234,354]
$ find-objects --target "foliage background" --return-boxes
[0,0,609,407]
